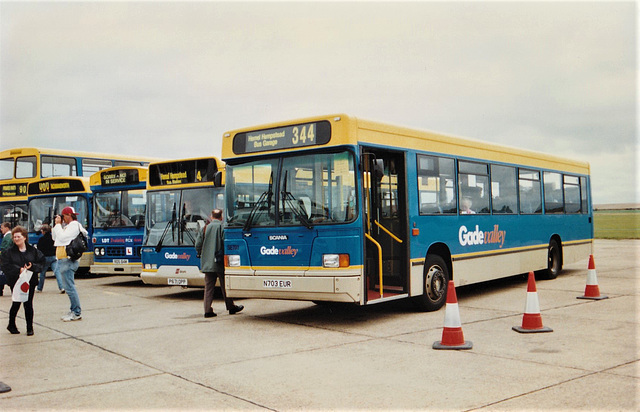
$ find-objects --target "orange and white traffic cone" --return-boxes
[512,272,553,333]
[433,280,473,350]
[577,255,608,300]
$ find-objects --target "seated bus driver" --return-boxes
[461,197,476,214]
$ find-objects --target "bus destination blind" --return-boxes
[1,183,28,197]
[28,179,86,195]
[101,169,140,186]
[233,121,331,154]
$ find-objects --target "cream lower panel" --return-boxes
[562,242,592,267]
[140,265,205,287]
[453,248,548,286]
[90,264,142,275]
[410,264,424,298]
[78,253,94,269]
[225,274,363,304]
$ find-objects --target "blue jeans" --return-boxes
[58,258,81,316]
[38,256,62,291]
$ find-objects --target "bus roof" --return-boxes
[0,147,161,163]
[222,114,590,175]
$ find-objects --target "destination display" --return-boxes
[233,121,331,154]
[101,169,140,186]
[0,183,28,197]
[28,178,87,195]
[149,158,217,186]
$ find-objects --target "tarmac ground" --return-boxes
[1,239,638,411]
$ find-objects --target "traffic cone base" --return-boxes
[512,325,553,333]
[433,340,473,350]
[433,281,473,350]
[577,294,609,301]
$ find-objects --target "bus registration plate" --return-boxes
[113,259,129,264]
[168,278,188,286]
[263,279,292,289]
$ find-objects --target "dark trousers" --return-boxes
[9,284,35,331]
[204,272,235,313]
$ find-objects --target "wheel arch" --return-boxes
[427,242,453,280]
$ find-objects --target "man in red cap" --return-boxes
[52,206,88,322]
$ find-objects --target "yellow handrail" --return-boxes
[365,233,383,298]
[374,220,403,244]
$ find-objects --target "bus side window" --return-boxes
[417,155,456,215]
[519,169,542,214]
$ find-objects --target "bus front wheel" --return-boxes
[414,255,449,312]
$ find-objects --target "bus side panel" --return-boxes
[410,213,592,287]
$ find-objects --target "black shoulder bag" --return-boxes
[66,232,88,261]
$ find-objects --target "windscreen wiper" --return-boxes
[281,170,313,229]
[155,203,177,252]
[243,172,273,231]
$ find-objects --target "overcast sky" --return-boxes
[1,1,636,204]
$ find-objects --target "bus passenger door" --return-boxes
[362,149,408,301]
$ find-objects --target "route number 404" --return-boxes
[291,124,315,145]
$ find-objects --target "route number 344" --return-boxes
[291,124,315,145]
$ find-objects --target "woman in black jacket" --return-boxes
[1,226,44,336]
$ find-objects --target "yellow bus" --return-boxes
[140,157,225,287]
[0,147,159,228]
[221,114,592,311]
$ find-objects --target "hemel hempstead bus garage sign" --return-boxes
[233,121,331,154]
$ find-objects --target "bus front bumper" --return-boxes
[225,269,363,304]
[91,263,142,275]
[140,266,205,287]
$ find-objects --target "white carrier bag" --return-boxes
[12,270,34,302]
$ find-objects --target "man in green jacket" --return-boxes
[195,209,243,318]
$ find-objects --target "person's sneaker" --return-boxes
[59,289,66,294]
[36,289,42,293]
[204,312,217,318]
[62,312,82,322]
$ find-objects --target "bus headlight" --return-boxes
[323,254,350,268]
[227,255,241,267]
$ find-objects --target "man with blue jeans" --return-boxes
[52,207,87,321]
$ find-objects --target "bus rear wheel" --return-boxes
[414,255,449,312]
[538,239,562,280]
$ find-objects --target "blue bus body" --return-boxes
[90,167,148,275]
[140,158,224,287]
[222,115,593,310]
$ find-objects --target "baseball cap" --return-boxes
[61,206,78,216]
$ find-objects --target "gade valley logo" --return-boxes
[260,246,299,258]
[459,224,506,248]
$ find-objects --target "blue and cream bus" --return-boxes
[140,157,225,287]
[90,166,149,275]
[27,177,94,270]
[221,114,592,311]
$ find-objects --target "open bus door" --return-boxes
[362,148,409,303]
